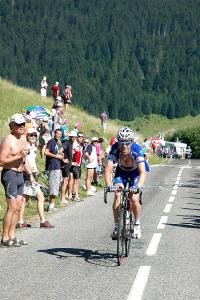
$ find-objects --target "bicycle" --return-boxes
[104,185,142,266]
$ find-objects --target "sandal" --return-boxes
[1,239,21,247]
[12,238,28,245]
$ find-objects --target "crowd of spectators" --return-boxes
[0,76,112,246]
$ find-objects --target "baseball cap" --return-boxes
[29,111,37,119]
[43,116,48,122]
[9,113,26,124]
[55,81,59,85]
[63,118,68,124]
[92,137,99,142]
[28,127,37,134]
[75,122,81,128]
[68,131,77,137]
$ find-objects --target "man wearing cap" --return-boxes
[60,130,77,203]
[45,129,63,211]
[0,114,33,247]
[84,137,99,196]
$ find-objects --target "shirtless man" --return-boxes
[105,127,148,239]
[0,114,33,247]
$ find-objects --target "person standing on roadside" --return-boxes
[40,76,48,97]
[18,127,54,229]
[0,114,32,247]
[100,111,108,133]
[84,137,99,196]
[51,82,60,104]
[44,129,63,211]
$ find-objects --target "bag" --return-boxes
[23,181,37,197]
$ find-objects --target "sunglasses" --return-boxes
[78,135,84,138]
[29,134,37,137]
[15,123,25,127]
[118,141,131,146]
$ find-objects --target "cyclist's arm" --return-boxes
[137,162,146,188]
[104,159,114,186]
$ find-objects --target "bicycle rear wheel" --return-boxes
[117,206,126,266]
[125,211,133,257]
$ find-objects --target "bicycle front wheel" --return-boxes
[117,206,126,266]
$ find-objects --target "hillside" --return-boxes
[0,78,118,142]
[1,78,200,143]
[0,0,200,121]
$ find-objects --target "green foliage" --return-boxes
[0,0,200,120]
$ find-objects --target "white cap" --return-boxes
[9,113,26,124]
[43,116,48,121]
[29,111,37,119]
[28,127,37,134]
[92,137,99,142]
[68,131,77,137]
[55,81,59,85]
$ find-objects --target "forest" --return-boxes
[0,0,200,120]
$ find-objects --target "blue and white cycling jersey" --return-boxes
[107,142,149,186]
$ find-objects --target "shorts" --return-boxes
[49,170,61,196]
[1,169,24,199]
[64,99,71,105]
[61,164,71,178]
[113,167,139,188]
[70,166,81,179]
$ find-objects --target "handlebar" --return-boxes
[104,186,142,204]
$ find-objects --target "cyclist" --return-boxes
[104,127,149,239]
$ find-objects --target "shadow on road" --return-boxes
[38,247,118,267]
[166,213,200,229]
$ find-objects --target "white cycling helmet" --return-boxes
[117,127,134,142]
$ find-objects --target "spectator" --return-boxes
[18,128,54,228]
[92,137,104,186]
[44,129,63,211]
[60,131,76,203]
[73,122,81,134]
[38,116,51,158]
[104,136,117,158]
[68,132,84,200]
[40,76,48,97]
[61,84,72,110]
[100,111,108,133]
[51,82,60,103]
[60,119,69,143]
[0,113,30,247]
[84,137,98,196]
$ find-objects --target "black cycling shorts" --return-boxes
[70,166,81,179]
[1,169,24,199]
[61,164,71,178]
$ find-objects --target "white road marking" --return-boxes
[127,266,151,300]
[171,190,177,196]
[168,196,175,202]
[163,203,172,213]
[146,233,162,256]
[177,176,181,180]
[157,216,168,229]
[173,184,178,190]
[175,180,179,185]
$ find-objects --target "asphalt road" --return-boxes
[0,159,200,300]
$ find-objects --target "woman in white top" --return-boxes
[84,137,98,196]
[18,128,54,228]
[40,76,48,97]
